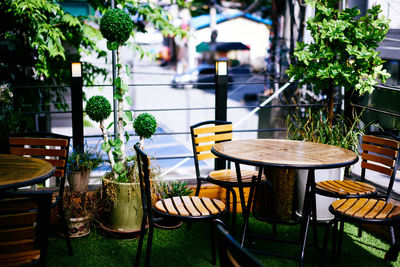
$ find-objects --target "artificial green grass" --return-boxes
[47,217,400,266]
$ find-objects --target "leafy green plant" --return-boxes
[85,3,185,183]
[286,0,390,124]
[155,181,193,199]
[67,144,103,173]
[286,108,370,154]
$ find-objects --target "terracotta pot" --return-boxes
[102,177,143,232]
[67,171,90,193]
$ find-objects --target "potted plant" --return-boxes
[61,189,95,238]
[287,108,370,220]
[285,0,390,220]
[153,180,193,229]
[67,144,102,193]
[84,2,186,232]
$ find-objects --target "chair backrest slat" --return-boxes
[9,147,67,158]
[193,124,233,135]
[9,137,68,147]
[194,132,233,145]
[0,191,52,266]
[361,134,400,200]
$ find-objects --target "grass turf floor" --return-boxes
[47,216,400,266]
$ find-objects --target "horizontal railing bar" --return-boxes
[83,128,287,139]
[374,84,400,92]
[21,103,331,115]
[352,103,400,118]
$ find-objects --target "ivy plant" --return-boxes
[286,0,390,124]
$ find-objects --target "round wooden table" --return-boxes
[0,154,54,191]
[211,139,358,266]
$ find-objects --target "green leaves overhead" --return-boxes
[287,0,390,95]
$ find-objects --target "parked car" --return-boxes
[171,64,233,89]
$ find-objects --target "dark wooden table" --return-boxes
[211,139,358,266]
[0,154,54,191]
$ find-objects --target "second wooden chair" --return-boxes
[190,120,262,233]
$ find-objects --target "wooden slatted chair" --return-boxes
[327,134,400,261]
[316,135,399,199]
[190,121,263,233]
[8,132,72,255]
[214,219,264,267]
[0,191,52,266]
[134,144,226,267]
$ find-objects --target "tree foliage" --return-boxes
[286,0,390,123]
[0,0,106,133]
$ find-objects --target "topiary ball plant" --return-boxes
[134,113,157,147]
[100,8,133,45]
[86,95,112,122]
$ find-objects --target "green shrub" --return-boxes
[100,9,133,44]
[86,95,112,122]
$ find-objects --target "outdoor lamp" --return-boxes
[71,62,82,77]
[215,60,228,76]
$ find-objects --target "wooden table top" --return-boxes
[0,154,54,190]
[212,139,358,169]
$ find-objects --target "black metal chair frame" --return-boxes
[0,190,53,266]
[134,144,226,267]
[191,120,257,235]
[324,133,400,261]
[214,219,264,267]
[9,131,73,255]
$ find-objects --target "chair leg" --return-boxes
[385,225,400,261]
[337,220,345,260]
[357,223,362,238]
[230,188,237,237]
[58,201,73,255]
[331,219,338,262]
[144,221,154,267]
[135,211,148,267]
[211,222,216,265]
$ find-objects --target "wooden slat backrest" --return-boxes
[193,124,233,162]
[0,198,37,255]
[9,136,68,178]
[361,135,400,177]
[0,192,51,266]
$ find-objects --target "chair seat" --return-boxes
[316,180,376,197]
[155,196,225,218]
[208,169,263,186]
[330,198,400,223]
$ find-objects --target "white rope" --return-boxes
[159,157,191,178]
[234,77,295,128]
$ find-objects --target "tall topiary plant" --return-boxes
[86,9,157,183]
[286,0,390,124]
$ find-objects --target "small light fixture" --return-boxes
[215,60,228,76]
[71,62,82,78]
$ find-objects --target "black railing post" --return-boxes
[215,59,228,170]
[71,62,84,151]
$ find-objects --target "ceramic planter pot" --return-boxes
[59,216,90,238]
[102,177,143,232]
[296,167,344,221]
[67,171,90,193]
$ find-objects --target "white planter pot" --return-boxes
[296,167,344,221]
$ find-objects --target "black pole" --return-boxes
[215,60,228,170]
[71,64,84,151]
